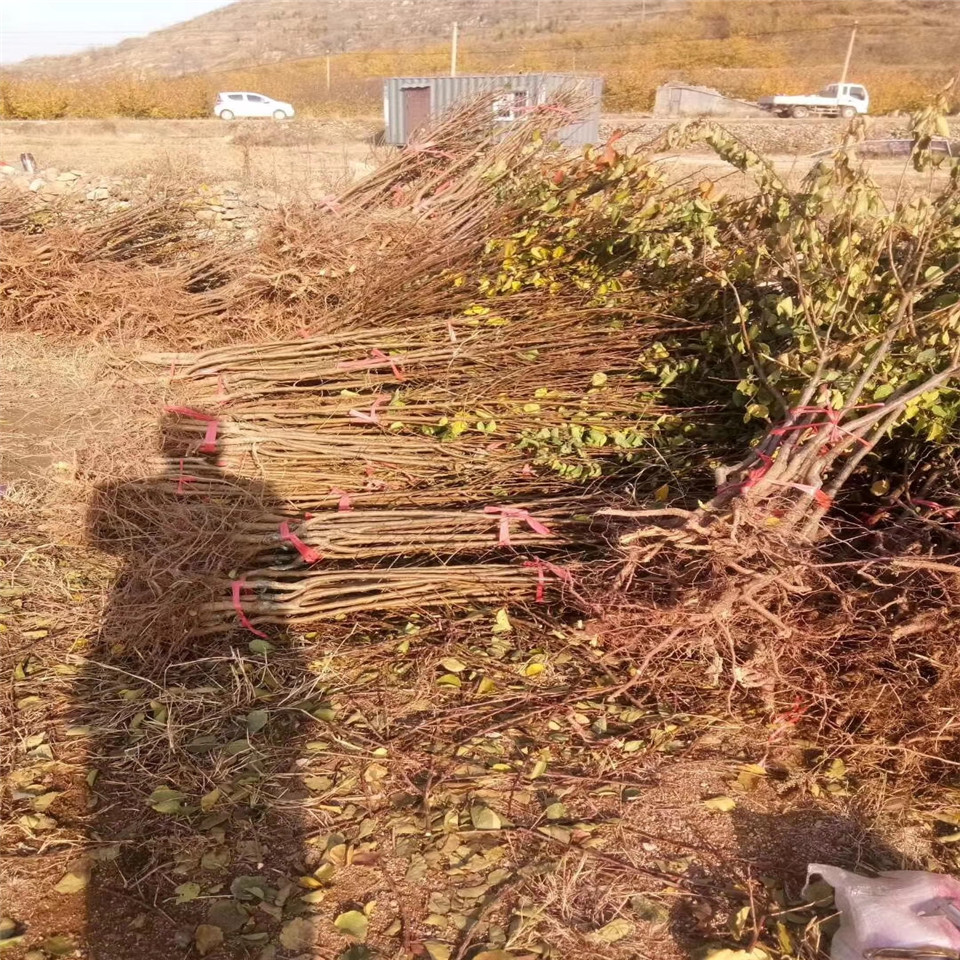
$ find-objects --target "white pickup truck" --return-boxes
[758,83,870,119]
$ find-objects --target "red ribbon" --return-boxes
[176,458,196,495]
[771,404,881,449]
[767,480,832,510]
[522,558,573,603]
[349,393,387,425]
[278,521,322,564]
[231,579,267,638]
[163,405,219,454]
[484,506,552,546]
[330,488,353,512]
[338,348,405,381]
[316,195,342,214]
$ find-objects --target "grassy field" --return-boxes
[2,94,960,960]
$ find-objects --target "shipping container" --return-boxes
[383,73,603,147]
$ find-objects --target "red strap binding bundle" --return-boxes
[231,579,267,638]
[484,506,552,546]
[164,405,220,454]
[522,558,572,603]
[278,520,322,564]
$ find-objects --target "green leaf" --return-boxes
[230,875,268,901]
[175,882,201,904]
[439,657,467,673]
[424,943,452,960]
[591,371,608,387]
[334,910,369,940]
[872,383,895,400]
[194,924,224,957]
[470,805,502,830]
[148,785,187,814]
[248,638,274,655]
[246,709,269,734]
[589,918,635,943]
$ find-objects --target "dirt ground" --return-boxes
[0,118,384,194]
[2,114,952,204]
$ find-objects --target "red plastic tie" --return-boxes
[279,520,322,564]
[317,195,342,214]
[522,558,572,604]
[484,506,552,546]
[349,393,387,425]
[176,458,196,495]
[768,480,833,510]
[164,405,220,454]
[231,579,267,638]
[338,348,405,381]
[330,488,354,512]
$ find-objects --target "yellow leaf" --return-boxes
[702,796,737,812]
[524,662,545,677]
[870,478,890,496]
[492,608,512,634]
[654,483,669,502]
[529,758,548,779]
[54,861,91,894]
[477,676,495,694]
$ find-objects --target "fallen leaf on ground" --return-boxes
[280,917,316,950]
[702,795,737,812]
[470,805,502,830]
[194,924,224,956]
[54,860,91,894]
[40,937,76,957]
[588,917,635,943]
[334,910,368,940]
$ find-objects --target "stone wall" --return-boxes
[0,162,280,240]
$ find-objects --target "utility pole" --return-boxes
[325,53,331,93]
[536,0,542,27]
[451,21,459,76]
[641,0,647,24]
[839,20,857,85]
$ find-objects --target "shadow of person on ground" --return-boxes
[78,412,310,960]
[667,801,923,955]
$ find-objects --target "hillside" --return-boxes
[2,0,957,118]
[7,0,674,79]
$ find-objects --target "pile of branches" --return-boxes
[0,191,245,342]
[76,87,960,772]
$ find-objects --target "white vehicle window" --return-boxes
[247,95,267,103]
[228,94,243,101]
[850,87,866,100]
[819,84,838,97]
